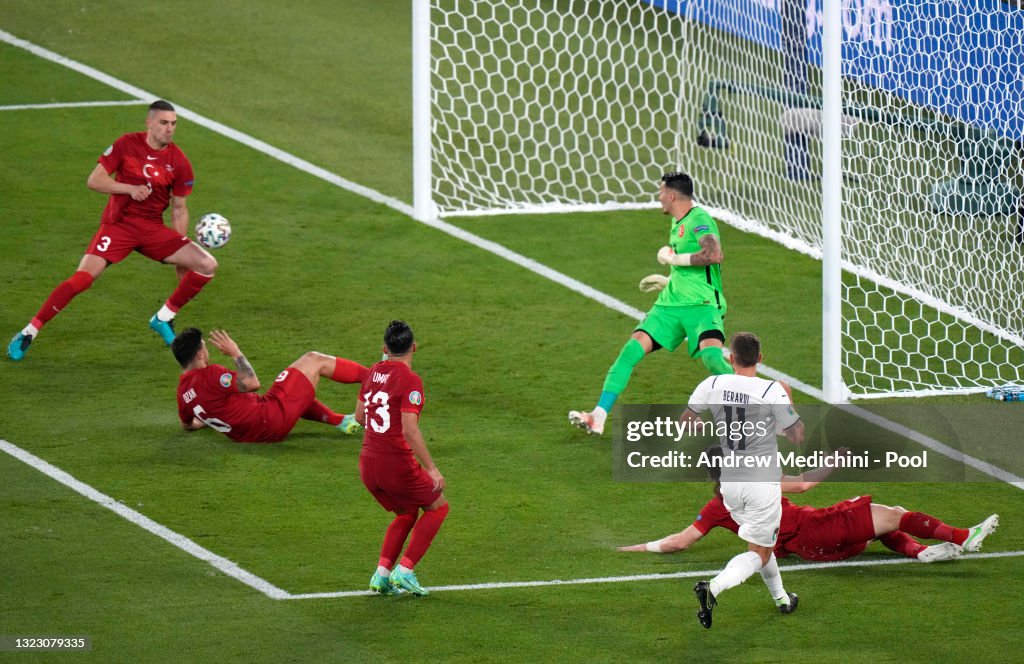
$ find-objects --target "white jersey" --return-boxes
[687,373,800,475]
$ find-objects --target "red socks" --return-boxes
[879,531,927,558]
[301,399,343,426]
[399,503,450,570]
[33,271,94,327]
[165,271,213,313]
[332,357,369,384]
[378,512,418,570]
[898,512,969,544]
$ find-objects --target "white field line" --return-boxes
[0,100,148,111]
[287,550,1024,599]
[838,405,1024,489]
[6,428,1018,603]
[0,439,291,600]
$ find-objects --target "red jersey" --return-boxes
[691,494,801,547]
[178,364,273,443]
[359,360,425,459]
[690,494,873,562]
[98,132,194,226]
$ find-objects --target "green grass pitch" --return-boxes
[1,2,1022,662]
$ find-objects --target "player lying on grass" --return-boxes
[619,447,999,563]
[172,328,366,442]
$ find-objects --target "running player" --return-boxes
[569,171,731,436]
[9,100,216,360]
[173,328,365,442]
[683,332,804,628]
[358,320,449,597]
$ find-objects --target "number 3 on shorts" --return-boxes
[96,235,112,252]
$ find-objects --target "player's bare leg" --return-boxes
[289,352,367,434]
[8,254,108,361]
[150,242,217,345]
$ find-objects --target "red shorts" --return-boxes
[87,218,190,263]
[780,495,876,562]
[259,369,316,442]
[359,453,440,513]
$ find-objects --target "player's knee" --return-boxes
[198,253,218,275]
[301,351,329,364]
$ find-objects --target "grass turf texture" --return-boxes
[2,2,1023,662]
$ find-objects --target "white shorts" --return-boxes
[720,482,782,547]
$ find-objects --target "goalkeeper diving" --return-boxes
[569,171,731,436]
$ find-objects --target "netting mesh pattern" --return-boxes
[430,0,686,214]
[429,0,1024,396]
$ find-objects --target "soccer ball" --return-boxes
[195,213,231,249]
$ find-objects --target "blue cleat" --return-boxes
[149,315,176,346]
[337,414,362,435]
[7,332,33,361]
[369,571,401,596]
[391,567,429,596]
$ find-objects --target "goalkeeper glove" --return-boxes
[657,245,692,266]
[639,274,669,293]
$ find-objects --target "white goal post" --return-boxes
[413,0,1024,401]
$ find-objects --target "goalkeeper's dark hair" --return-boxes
[149,99,176,113]
[730,332,761,368]
[384,320,414,356]
[661,171,693,198]
[172,327,204,368]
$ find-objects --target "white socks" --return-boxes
[592,407,608,428]
[21,324,39,338]
[156,305,176,322]
[758,553,789,603]
[376,566,391,578]
[709,550,763,598]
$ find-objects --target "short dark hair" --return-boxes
[384,320,414,355]
[149,100,176,113]
[661,171,693,198]
[172,327,204,367]
[730,332,761,368]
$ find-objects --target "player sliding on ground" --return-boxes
[619,446,1000,564]
[172,328,365,442]
[569,171,731,436]
[358,321,449,597]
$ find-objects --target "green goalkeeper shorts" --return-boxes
[635,304,725,357]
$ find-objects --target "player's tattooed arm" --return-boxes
[233,354,261,393]
[690,234,723,266]
[207,329,261,392]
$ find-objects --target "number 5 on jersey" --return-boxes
[363,390,391,433]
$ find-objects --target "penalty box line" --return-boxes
[2,437,1021,602]
[287,550,1024,600]
[0,439,290,601]
[0,100,148,112]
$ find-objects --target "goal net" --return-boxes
[422,0,1024,399]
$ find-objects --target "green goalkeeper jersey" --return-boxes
[655,206,726,313]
